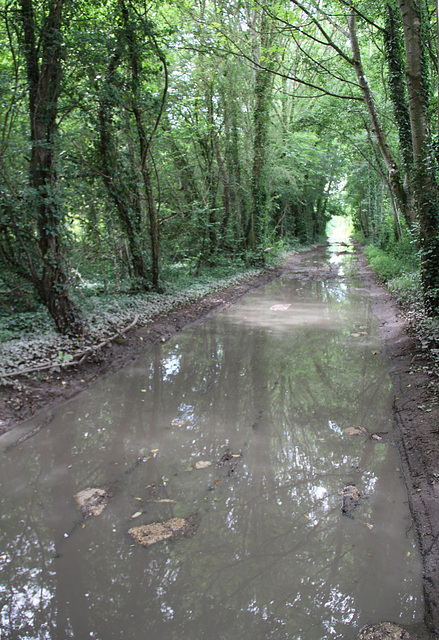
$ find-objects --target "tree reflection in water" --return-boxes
[0,249,423,640]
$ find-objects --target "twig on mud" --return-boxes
[3,415,54,453]
[2,314,139,379]
[395,387,428,409]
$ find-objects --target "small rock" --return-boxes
[344,426,368,436]
[195,461,212,470]
[358,621,413,639]
[128,516,197,547]
[270,304,291,311]
[341,484,362,515]
[74,487,111,518]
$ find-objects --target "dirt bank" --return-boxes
[355,252,439,638]
[1,243,439,636]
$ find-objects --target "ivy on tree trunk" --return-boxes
[20,0,83,335]
[398,0,439,315]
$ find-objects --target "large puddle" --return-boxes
[0,243,424,639]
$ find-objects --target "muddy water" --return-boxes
[0,244,424,639]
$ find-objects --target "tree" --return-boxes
[397,0,439,313]
[0,0,83,335]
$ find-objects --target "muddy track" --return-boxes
[352,248,439,638]
[1,243,439,636]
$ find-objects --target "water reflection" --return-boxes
[0,245,423,639]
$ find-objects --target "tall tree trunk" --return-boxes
[20,0,83,335]
[97,36,155,290]
[398,0,439,315]
[348,10,413,231]
[250,66,271,254]
[249,9,272,259]
[98,86,150,289]
[120,0,166,290]
[384,3,416,227]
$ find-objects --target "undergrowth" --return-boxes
[363,235,421,307]
[363,236,439,381]
[0,257,282,380]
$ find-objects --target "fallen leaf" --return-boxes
[134,497,143,501]
[152,499,177,504]
[151,449,159,453]
[141,389,147,393]
[131,511,143,519]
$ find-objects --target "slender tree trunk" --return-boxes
[20,0,83,335]
[98,87,150,289]
[250,66,270,254]
[120,0,166,290]
[249,9,272,259]
[348,10,413,230]
[398,0,439,315]
[384,3,416,227]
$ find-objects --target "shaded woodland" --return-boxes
[0,0,438,336]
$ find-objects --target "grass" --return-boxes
[363,236,439,381]
[363,239,421,307]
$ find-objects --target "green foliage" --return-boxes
[365,244,406,281]
[364,232,421,306]
[0,309,53,344]
[2,0,439,337]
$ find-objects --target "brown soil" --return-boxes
[1,244,439,637]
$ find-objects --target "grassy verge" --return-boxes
[363,239,420,306]
[362,240,439,380]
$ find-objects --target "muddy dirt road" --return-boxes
[1,243,439,637]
